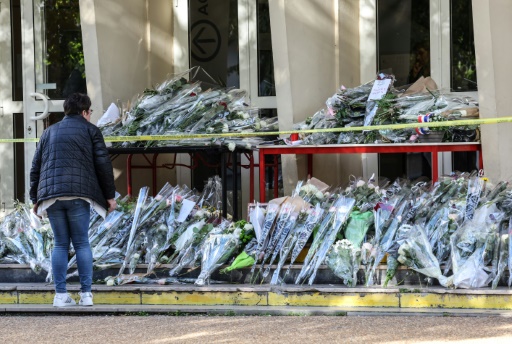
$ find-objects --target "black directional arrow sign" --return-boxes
[191,19,221,62]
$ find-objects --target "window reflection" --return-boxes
[450,0,477,92]
[257,0,275,96]
[39,0,87,99]
[377,0,430,87]
[377,0,431,181]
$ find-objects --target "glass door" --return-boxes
[0,0,19,216]
[0,0,85,214]
[361,0,478,181]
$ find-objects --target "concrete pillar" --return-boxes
[80,0,175,196]
[80,0,173,113]
[472,0,512,182]
[269,0,338,193]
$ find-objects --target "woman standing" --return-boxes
[30,93,117,307]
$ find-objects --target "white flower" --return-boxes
[227,142,236,151]
[105,276,116,286]
[315,191,324,200]
[397,256,406,264]
[222,123,229,133]
[368,184,376,189]
[206,127,214,133]
[244,223,254,231]
[398,243,409,256]
[260,120,267,128]
[362,242,373,252]
[356,180,366,187]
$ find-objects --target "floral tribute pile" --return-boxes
[2,173,512,289]
[293,75,480,145]
[98,67,278,151]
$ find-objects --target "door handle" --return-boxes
[29,92,51,120]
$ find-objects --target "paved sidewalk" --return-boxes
[0,315,511,343]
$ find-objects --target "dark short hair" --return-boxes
[63,93,91,115]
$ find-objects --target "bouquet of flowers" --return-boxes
[248,200,283,281]
[296,195,355,285]
[261,199,312,281]
[99,67,276,149]
[196,233,240,286]
[492,227,509,289]
[277,204,325,284]
[397,224,453,287]
[195,228,240,286]
[326,239,362,287]
[450,203,503,288]
[222,237,258,274]
[256,198,299,281]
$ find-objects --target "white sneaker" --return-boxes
[79,292,93,306]
[53,293,76,307]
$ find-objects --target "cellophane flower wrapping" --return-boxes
[296,196,355,285]
[344,211,374,248]
[257,199,301,280]
[0,203,52,280]
[492,229,509,289]
[195,233,239,286]
[168,210,220,276]
[292,74,481,146]
[449,203,502,288]
[222,237,258,273]
[99,67,275,149]
[248,201,281,280]
[326,239,361,287]
[397,224,453,287]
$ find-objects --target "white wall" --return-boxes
[80,0,176,196]
[269,0,363,192]
[472,0,512,182]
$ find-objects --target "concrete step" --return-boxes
[1,283,512,310]
[4,263,504,286]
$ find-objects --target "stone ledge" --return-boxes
[2,283,512,309]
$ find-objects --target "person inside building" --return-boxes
[408,40,431,84]
[30,93,117,307]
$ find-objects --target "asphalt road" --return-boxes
[0,315,511,343]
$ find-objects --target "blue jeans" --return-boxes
[47,199,92,293]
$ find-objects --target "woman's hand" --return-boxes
[107,199,117,213]
[32,203,42,219]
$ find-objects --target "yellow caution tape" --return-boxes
[0,138,40,143]
[0,116,510,144]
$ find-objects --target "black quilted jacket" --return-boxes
[29,114,116,210]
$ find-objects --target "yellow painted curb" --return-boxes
[93,291,141,305]
[0,291,18,304]
[7,289,512,309]
[141,291,267,306]
[18,292,54,305]
[400,293,512,310]
[268,292,400,308]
